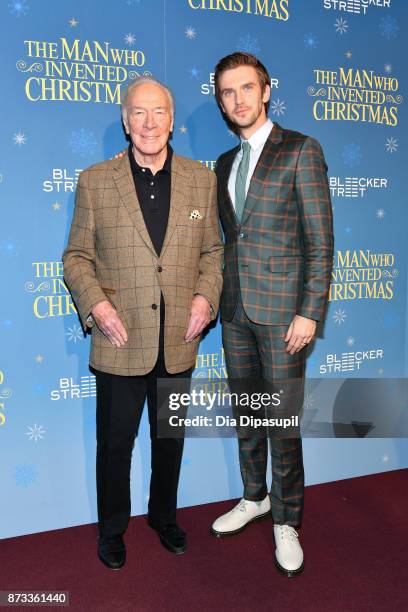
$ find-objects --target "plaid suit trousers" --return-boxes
[222,297,305,527]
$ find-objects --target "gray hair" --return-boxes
[121,76,175,126]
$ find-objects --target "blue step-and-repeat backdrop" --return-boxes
[1,0,407,539]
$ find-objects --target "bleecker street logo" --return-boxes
[323,0,391,15]
[16,38,150,104]
[329,176,388,198]
[50,376,96,400]
[201,73,279,96]
[320,348,383,374]
[43,168,82,193]
[329,250,398,302]
[308,67,403,126]
[25,261,77,319]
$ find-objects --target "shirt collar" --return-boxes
[128,144,173,176]
[241,118,274,152]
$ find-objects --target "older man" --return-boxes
[63,77,223,569]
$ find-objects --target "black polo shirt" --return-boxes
[128,144,172,257]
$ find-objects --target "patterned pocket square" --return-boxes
[189,209,203,220]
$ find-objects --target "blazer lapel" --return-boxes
[113,152,157,255]
[160,154,189,258]
[241,122,284,225]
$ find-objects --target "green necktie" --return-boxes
[235,140,251,223]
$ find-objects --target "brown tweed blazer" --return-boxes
[63,151,223,376]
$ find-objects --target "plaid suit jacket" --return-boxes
[63,151,223,376]
[216,123,334,325]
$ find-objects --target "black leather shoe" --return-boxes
[148,520,187,555]
[97,535,126,570]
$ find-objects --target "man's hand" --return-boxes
[284,315,316,355]
[92,300,128,348]
[185,295,211,342]
[114,149,127,159]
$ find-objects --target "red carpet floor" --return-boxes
[1,469,407,611]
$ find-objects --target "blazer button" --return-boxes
[151,303,158,310]
[157,266,163,273]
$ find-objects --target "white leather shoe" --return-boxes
[210,496,271,537]
[274,524,304,576]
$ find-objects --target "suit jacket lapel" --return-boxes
[241,122,284,225]
[218,145,240,227]
[113,152,157,255]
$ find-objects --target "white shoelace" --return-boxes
[235,499,248,513]
[277,525,299,541]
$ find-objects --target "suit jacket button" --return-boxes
[157,266,163,273]
[151,303,158,310]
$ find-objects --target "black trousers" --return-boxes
[93,307,192,537]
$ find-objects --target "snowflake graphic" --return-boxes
[304,33,318,49]
[379,15,398,40]
[8,1,29,17]
[13,132,26,146]
[65,323,84,343]
[385,137,398,153]
[124,33,136,46]
[125,0,141,5]
[14,464,38,487]
[185,26,196,39]
[333,308,346,325]
[335,18,348,34]
[346,337,355,347]
[69,129,98,158]
[271,99,286,117]
[342,143,362,168]
[26,424,45,442]
[179,125,188,134]
[384,63,392,73]
[376,208,385,219]
[69,18,78,27]
[189,67,199,79]
[345,50,352,59]
[236,34,260,55]
[0,239,18,256]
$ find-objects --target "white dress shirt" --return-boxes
[228,118,274,209]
